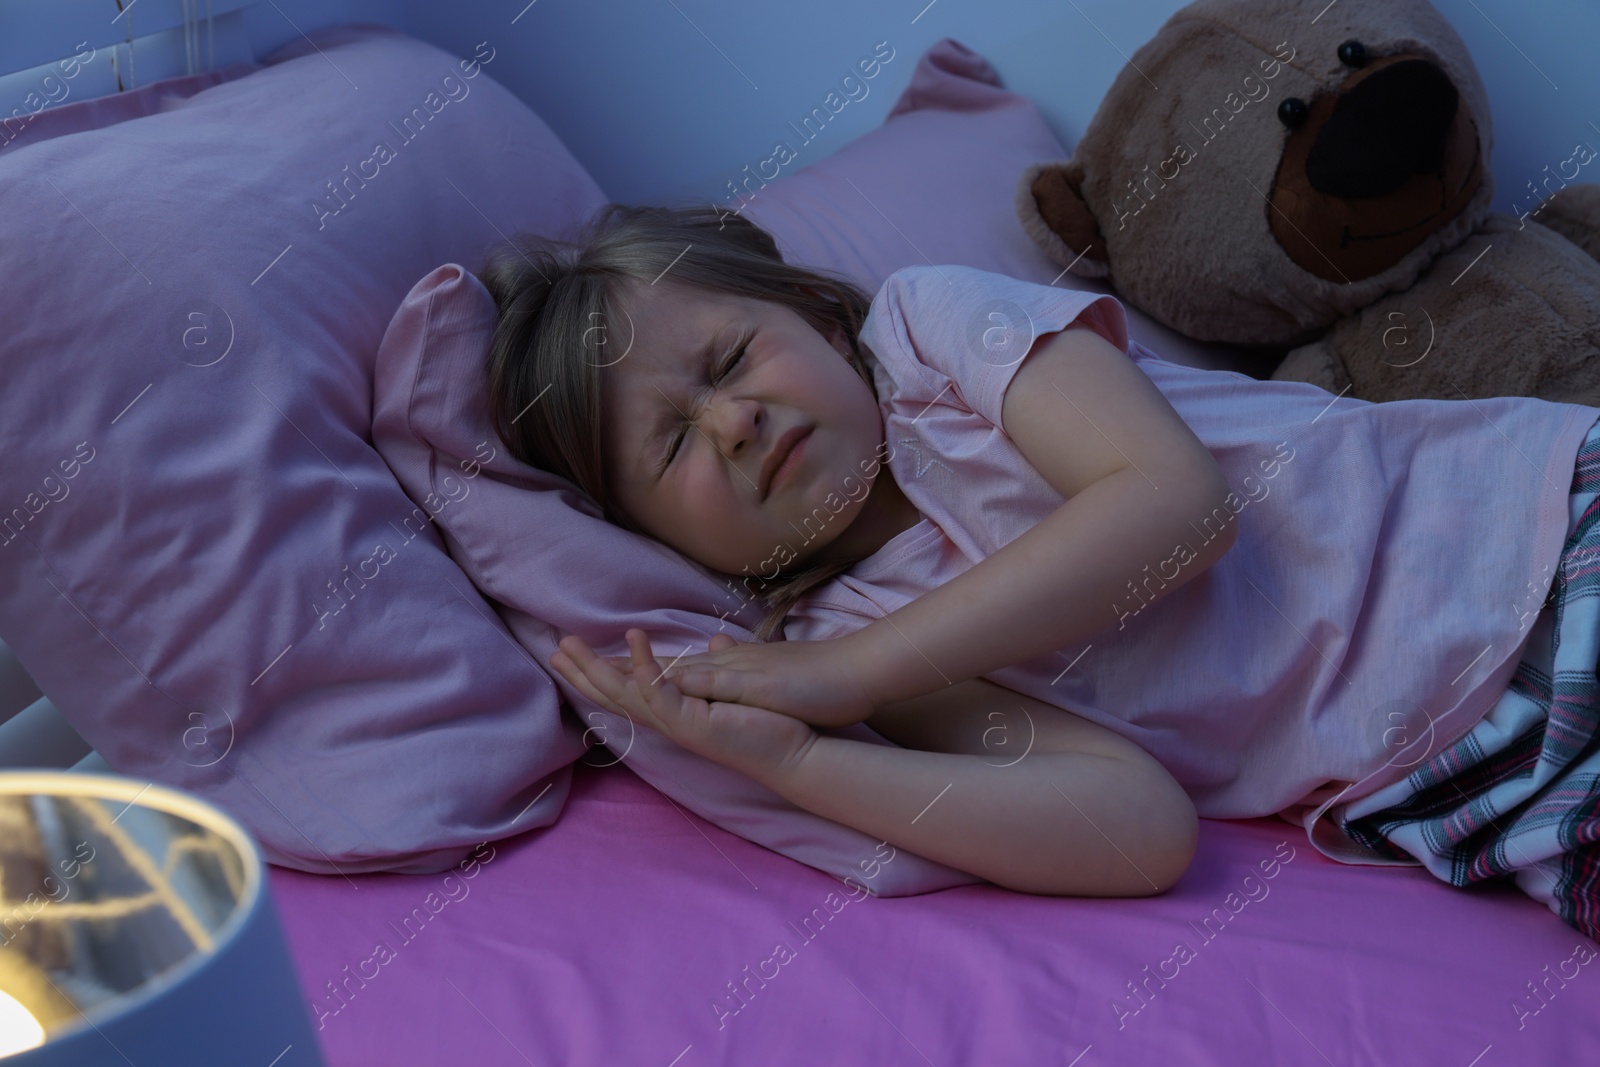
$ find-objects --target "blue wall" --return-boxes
[402,0,1600,219]
[2,0,1597,217]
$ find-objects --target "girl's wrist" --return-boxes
[842,625,945,710]
[679,700,820,788]
[747,728,820,794]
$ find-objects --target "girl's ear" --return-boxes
[821,317,854,362]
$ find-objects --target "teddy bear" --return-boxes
[1014,0,1600,406]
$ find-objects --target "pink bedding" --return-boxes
[272,759,1599,1065]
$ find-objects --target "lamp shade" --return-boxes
[0,771,323,1065]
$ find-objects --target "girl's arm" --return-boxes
[845,323,1237,709]
[554,630,1196,897]
[763,740,1189,896]
[765,672,1199,896]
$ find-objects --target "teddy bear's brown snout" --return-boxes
[1301,59,1458,198]
[1269,50,1484,285]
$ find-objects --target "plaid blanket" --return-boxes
[1335,413,1600,942]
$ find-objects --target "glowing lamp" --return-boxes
[0,772,323,1065]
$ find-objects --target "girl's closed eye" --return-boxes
[664,331,753,465]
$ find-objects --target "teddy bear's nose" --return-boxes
[1305,58,1459,199]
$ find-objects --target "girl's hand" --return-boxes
[549,629,817,786]
[659,633,877,729]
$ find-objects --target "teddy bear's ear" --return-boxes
[1015,159,1111,280]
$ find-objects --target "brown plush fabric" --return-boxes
[1536,183,1600,264]
[1277,215,1600,405]
[1015,0,1600,404]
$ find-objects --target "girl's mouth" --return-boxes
[766,427,812,498]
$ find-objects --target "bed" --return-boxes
[2,3,1597,1065]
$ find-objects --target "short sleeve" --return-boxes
[782,586,876,643]
[860,264,1131,430]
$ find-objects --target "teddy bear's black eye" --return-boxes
[1338,39,1368,67]
[1277,98,1309,129]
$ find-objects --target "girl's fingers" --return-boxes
[625,629,678,696]
[555,631,701,733]
[662,635,737,684]
[628,628,653,672]
[569,630,733,680]
[554,632,684,735]
[551,651,628,719]
[558,639,645,715]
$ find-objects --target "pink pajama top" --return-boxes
[782,265,1600,865]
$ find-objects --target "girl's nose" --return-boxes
[705,395,763,458]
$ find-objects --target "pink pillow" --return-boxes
[0,24,605,873]
[738,38,1064,296]
[371,37,1169,896]
[0,54,254,158]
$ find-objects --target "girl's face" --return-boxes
[600,277,888,576]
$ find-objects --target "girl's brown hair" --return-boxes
[478,203,885,641]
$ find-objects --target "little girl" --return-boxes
[481,203,1600,939]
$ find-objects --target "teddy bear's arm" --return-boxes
[1530,183,1600,266]
[1269,338,1352,397]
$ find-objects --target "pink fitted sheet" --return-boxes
[270,760,1600,1065]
